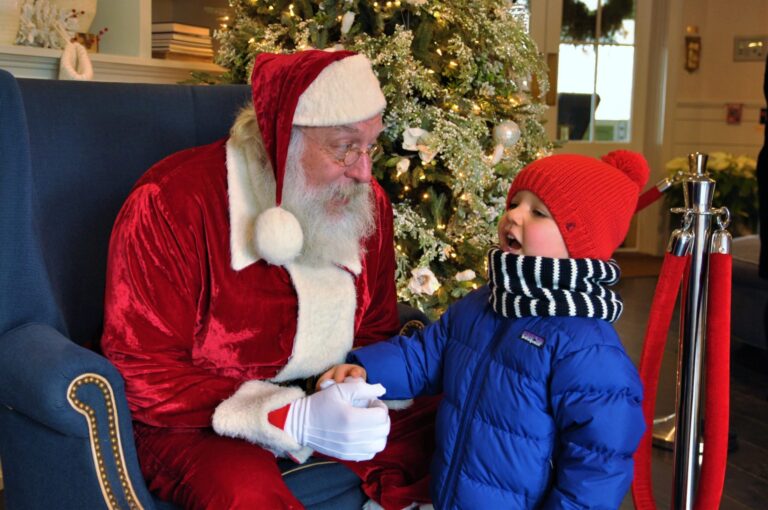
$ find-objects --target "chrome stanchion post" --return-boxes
[651,214,694,450]
[672,152,716,510]
[710,208,732,256]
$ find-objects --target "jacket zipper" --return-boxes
[440,324,503,508]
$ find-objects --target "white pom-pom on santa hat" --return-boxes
[254,206,304,266]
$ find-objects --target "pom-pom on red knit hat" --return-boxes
[506,150,650,260]
[249,50,386,266]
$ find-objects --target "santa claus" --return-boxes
[101,50,435,509]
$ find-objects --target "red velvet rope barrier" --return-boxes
[632,252,732,510]
[632,253,690,510]
[694,253,732,510]
[636,187,663,213]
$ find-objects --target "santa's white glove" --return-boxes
[284,378,390,461]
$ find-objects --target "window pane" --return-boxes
[605,18,635,45]
[601,4,635,44]
[558,0,635,143]
[557,44,596,93]
[561,0,598,43]
[557,44,596,140]
[595,45,634,141]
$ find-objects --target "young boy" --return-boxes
[320,151,648,509]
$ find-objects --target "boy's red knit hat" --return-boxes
[506,150,650,260]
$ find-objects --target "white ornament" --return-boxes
[340,11,355,35]
[396,158,410,177]
[407,267,440,296]
[254,206,304,266]
[402,127,438,163]
[402,127,428,151]
[492,120,521,148]
[418,146,437,164]
[16,0,78,49]
[59,41,93,80]
[405,0,428,5]
[489,144,505,165]
[454,269,476,282]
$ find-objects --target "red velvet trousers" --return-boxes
[135,397,439,510]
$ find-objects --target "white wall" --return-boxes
[670,0,767,159]
[152,0,229,32]
[633,0,767,254]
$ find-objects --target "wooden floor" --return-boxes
[615,273,768,509]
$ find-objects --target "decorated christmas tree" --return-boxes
[214,0,552,317]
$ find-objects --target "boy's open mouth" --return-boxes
[507,234,522,251]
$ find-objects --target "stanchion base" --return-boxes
[651,414,739,453]
[652,414,677,451]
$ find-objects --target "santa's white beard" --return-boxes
[281,145,375,268]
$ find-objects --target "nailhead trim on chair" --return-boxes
[67,373,145,510]
[399,319,426,337]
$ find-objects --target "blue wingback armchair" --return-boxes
[0,69,255,509]
[0,70,429,509]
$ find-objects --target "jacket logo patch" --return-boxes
[520,330,545,347]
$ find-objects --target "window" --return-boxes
[556,0,636,142]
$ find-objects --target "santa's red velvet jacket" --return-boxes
[101,136,399,461]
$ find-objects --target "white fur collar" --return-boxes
[225,138,362,274]
[273,263,357,382]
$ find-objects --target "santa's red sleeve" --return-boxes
[101,183,311,460]
[101,184,236,428]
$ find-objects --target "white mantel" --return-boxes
[0,43,225,84]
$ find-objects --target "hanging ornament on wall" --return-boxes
[489,120,521,165]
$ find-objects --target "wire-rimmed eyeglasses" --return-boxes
[300,129,382,167]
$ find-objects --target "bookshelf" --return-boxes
[0,0,228,84]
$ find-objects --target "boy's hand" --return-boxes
[317,364,367,391]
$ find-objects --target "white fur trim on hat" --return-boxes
[213,380,313,463]
[293,54,386,127]
[255,206,304,266]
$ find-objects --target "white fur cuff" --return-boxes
[212,380,313,462]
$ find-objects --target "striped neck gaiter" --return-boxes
[486,248,623,323]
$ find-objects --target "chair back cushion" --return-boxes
[0,69,250,344]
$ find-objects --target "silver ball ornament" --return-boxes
[492,120,521,148]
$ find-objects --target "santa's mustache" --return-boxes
[325,180,368,204]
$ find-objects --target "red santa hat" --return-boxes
[506,150,650,260]
[250,50,386,266]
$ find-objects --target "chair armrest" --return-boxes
[396,302,430,336]
[0,322,124,437]
[0,322,158,509]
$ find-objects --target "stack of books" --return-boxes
[152,22,214,62]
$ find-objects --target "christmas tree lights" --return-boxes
[214,0,552,317]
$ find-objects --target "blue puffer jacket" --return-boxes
[350,286,645,509]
